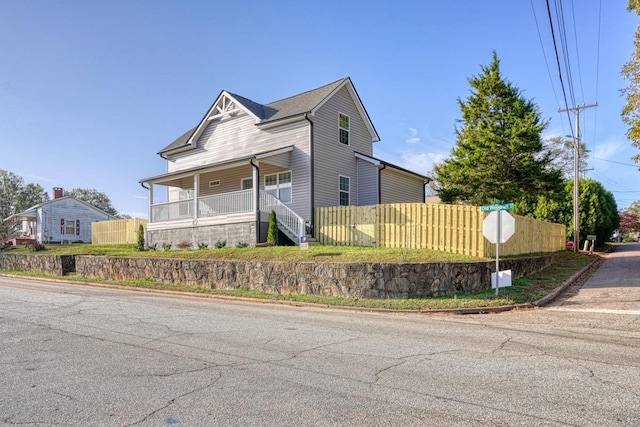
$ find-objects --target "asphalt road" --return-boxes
[1,249,639,426]
[549,242,640,314]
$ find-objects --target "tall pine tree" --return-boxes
[435,52,563,206]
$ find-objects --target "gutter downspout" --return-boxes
[378,163,386,204]
[250,158,260,243]
[304,114,314,235]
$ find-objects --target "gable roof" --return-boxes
[159,77,380,155]
[4,196,116,222]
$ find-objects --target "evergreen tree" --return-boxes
[267,211,278,245]
[435,52,563,205]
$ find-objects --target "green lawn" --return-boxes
[2,243,483,263]
[0,243,594,311]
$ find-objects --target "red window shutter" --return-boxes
[76,220,80,235]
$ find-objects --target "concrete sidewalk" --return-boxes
[549,243,640,314]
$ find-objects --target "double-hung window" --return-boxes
[339,175,350,206]
[265,171,292,203]
[64,219,75,235]
[339,113,350,145]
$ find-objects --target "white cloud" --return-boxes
[592,138,627,160]
[405,128,421,144]
[399,152,446,176]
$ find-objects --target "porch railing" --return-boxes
[151,199,194,222]
[198,190,253,217]
[149,189,307,244]
[260,190,305,241]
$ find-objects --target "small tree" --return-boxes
[267,210,278,245]
[136,224,145,251]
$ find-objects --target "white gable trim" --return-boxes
[186,91,262,147]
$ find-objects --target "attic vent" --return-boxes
[209,180,221,187]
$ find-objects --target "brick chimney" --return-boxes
[53,187,63,199]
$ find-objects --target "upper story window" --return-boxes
[265,171,292,203]
[339,113,350,145]
[339,175,350,206]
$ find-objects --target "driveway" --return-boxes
[549,243,640,314]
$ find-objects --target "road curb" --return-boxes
[532,248,611,307]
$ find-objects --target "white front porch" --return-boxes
[146,189,305,245]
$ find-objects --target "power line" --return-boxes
[592,156,638,168]
[545,0,575,139]
[570,0,585,103]
[591,0,602,167]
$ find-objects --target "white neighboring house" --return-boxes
[140,77,430,247]
[5,189,116,244]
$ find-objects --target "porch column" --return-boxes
[194,173,200,219]
[251,159,260,243]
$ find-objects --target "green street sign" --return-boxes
[481,203,514,212]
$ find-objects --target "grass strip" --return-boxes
[0,250,593,311]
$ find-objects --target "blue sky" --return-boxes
[1,0,638,217]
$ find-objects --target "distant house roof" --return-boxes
[159,77,379,155]
[3,196,116,222]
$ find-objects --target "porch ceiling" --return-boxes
[140,146,294,187]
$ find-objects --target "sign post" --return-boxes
[482,202,515,295]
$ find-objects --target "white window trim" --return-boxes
[209,180,221,187]
[64,219,76,235]
[339,175,350,206]
[264,170,292,203]
[241,177,253,190]
[339,112,350,145]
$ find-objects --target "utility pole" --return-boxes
[558,102,597,252]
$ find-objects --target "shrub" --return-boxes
[214,240,227,249]
[267,210,278,245]
[162,243,172,251]
[176,241,191,250]
[147,243,157,251]
[137,224,145,251]
[236,242,249,248]
[27,243,46,252]
[198,242,208,250]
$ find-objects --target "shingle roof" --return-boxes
[159,77,352,155]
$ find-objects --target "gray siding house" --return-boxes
[4,188,116,244]
[140,78,428,247]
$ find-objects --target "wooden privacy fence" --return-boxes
[314,204,565,257]
[91,218,148,245]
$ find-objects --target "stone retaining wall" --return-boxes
[0,252,555,298]
[73,255,555,298]
[0,254,75,276]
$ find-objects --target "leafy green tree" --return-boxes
[64,188,119,217]
[622,0,640,166]
[525,178,618,246]
[435,52,563,205]
[0,170,49,240]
